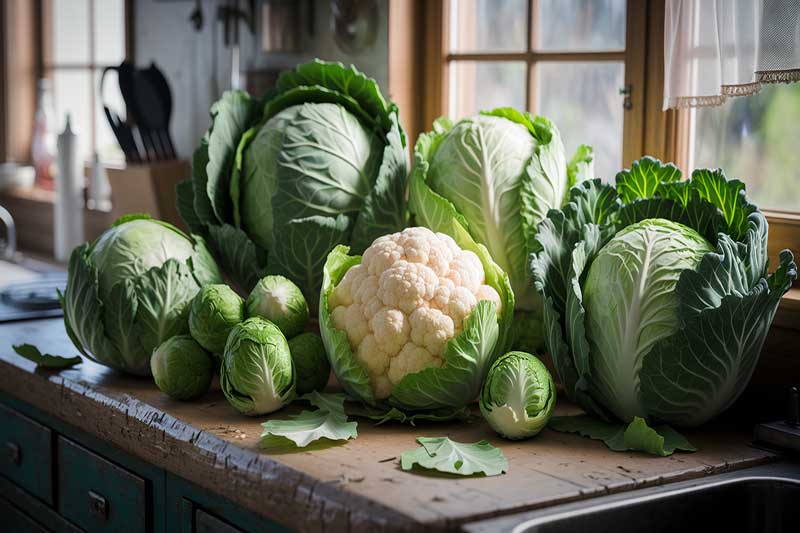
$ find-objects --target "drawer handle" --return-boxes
[88,490,108,520]
[4,441,21,465]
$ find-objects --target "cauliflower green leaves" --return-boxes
[531,157,797,429]
[319,225,514,420]
[480,351,556,440]
[178,60,409,308]
[409,109,592,351]
[62,215,223,375]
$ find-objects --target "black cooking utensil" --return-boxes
[142,63,177,159]
[99,66,142,163]
[131,63,176,160]
[118,62,160,161]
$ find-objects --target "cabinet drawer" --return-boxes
[57,436,147,533]
[0,403,53,504]
[195,509,245,533]
[0,496,49,533]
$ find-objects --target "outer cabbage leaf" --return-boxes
[349,113,409,253]
[207,223,266,293]
[566,144,594,190]
[267,215,350,309]
[549,415,696,456]
[62,244,125,371]
[205,91,259,224]
[271,59,392,131]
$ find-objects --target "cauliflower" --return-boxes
[329,227,501,399]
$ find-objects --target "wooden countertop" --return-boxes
[0,319,778,532]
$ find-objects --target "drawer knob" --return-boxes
[4,441,21,465]
[88,490,108,520]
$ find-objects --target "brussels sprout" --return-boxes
[221,317,296,415]
[479,351,556,440]
[288,333,330,395]
[150,335,214,400]
[189,284,245,354]
[246,275,309,338]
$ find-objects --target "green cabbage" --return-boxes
[531,157,797,427]
[62,215,223,375]
[409,108,592,350]
[177,60,408,309]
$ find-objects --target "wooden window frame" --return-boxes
[0,0,133,165]
[421,0,648,168]
[40,0,133,159]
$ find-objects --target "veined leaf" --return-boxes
[260,409,357,448]
[260,391,357,448]
[400,437,508,477]
[549,415,695,456]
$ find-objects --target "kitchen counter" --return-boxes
[0,319,778,532]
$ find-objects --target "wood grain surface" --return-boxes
[0,319,777,532]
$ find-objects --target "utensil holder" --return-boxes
[105,160,190,231]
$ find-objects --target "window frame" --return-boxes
[423,0,647,169]
[40,0,133,160]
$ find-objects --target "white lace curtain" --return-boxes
[663,0,800,110]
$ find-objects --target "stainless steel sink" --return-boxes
[463,462,800,533]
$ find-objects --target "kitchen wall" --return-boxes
[135,0,389,160]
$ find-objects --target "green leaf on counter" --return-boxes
[549,415,696,456]
[400,437,508,477]
[260,392,357,448]
[12,344,82,369]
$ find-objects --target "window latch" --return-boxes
[619,85,633,110]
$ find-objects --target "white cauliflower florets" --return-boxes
[330,227,501,399]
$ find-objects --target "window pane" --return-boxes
[691,84,800,212]
[52,70,93,162]
[52,0,90,64]
[449,61,527,119]
[94,69,124,163]
[94,0,126,64]
[449,0,528,53]
[536,62,624,181]
[537,0,626,51]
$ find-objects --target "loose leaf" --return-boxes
[260,409,357,448]
[549,415,695,456]
[260,391,357,448]
[400,437,508,477]
[12,344,81,369]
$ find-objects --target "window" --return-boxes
[689,84,800,214]
[440,0,633,180]
[43,0,128,162]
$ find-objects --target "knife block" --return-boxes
[105,160,190,231]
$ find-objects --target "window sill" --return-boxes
[0,186,113,260]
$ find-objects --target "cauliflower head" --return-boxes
[328,227,502,399]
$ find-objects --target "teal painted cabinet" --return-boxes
[0,393,288,533]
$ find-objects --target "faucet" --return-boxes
[0,205,17,260]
